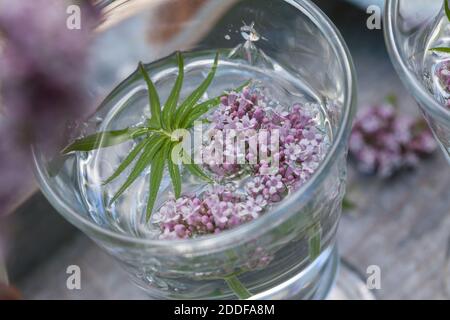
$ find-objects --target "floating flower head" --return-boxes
[156,87,329,239]
[156,186,256,239]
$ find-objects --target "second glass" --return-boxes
[385,0,450,163]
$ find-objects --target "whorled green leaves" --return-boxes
[62,52,251,221]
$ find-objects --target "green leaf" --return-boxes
[61,127,148,154]
[138,62,162,128]
[162,52,184,130]
[180,147,213,182]
[63,52,231,223]
[385,94,397,107]
[167,144,182,198]
[224,275,252,300]
[109,136,165,205]
[445,0,450,21]
[103,136,157,185]
[174,52,219,127]
[146,142,168,220]
[181,79,252,128]
[429,46,450,53]
[185,163,213,183]
[342,196,356,211]
[180,100,216,129]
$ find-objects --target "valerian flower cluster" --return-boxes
[349,103,437,177]
[155,87,329,239]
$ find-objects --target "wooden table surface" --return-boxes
[5,1,450,300]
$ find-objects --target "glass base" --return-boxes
[326,259,376,300]
[252,246,339,300]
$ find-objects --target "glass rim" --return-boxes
[384,0,450,122]
[32,0,356,252]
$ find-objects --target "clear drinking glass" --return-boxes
[385,0,450,162]
[32,0,356,299]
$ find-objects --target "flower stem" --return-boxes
[308,222,322,261]
[224,275,252,299]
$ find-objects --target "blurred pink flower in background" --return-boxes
[349,101,437,178]
[0,0,99,216]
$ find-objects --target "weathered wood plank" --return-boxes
[333,1,450,300]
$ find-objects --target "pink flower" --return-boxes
[245,247,273,270]
[350,102,437,177]
[157,86,328,239]
[0,0,98,216]
[436,60,450,96]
